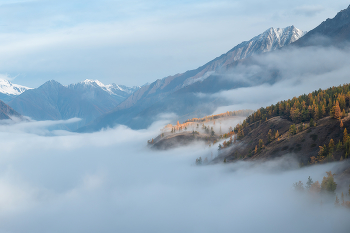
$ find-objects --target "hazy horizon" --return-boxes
[0,1,350,232]
[0,0,349,88]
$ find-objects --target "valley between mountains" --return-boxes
[0,2,350,219]
[1,2,350,232]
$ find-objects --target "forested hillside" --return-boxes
[216,84,350,168]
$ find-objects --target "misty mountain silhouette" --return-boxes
[8,80,139,130]
[79,26,306,132]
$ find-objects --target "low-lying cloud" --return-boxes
[0,120,348,232]
[203,45,350,114]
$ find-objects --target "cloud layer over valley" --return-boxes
[207,44,350,114]
[0,120,348,232]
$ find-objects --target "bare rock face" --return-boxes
[0,99,21,120]
[183,26,306,86]
[293,5,350,46]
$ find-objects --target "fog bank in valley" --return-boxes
[210,45,350,114]
[0,119,348,232]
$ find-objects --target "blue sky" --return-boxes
[0,0,349,87]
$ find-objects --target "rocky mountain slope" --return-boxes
[8,80,139,130]
[68,79,139,100]
[293,4,350,46]
[79,26,305,132]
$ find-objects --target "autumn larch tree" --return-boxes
[343,128,348,144]
[289,124,297,135]
[328,139,335,153]
[259,139,264,149]
[332,101,341,119]
[309,181,321,194]
[321,171,337,194]
[267,129,273,142]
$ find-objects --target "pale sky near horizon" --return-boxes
[0,0,349,88]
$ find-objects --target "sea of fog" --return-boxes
[0,119,348,233]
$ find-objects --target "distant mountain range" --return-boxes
[78,25,307,132]
[3,5,350,132]
[0,79,139,130]
[81,5,350,132]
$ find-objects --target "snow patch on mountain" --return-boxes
[75,79,140,96]
[0,79,32,95]
[182,25,306,87]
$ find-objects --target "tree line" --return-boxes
[235,84,350,136]
[294,171,350,208]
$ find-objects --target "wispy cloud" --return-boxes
[294,5,325,17]
[0,0,348,87]
[196,44,350,114]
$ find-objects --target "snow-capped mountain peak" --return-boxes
[181,25,306,87]
[232,25,307,59]
[71,79,140,96]
[0,79,32,95]
[253,25,307,52]
[81,79,115,95]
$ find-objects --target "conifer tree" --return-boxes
[343,128,348,144]
[275,130,279,139]
[259,139,264,149]
[333,101,341,119]
[321,105,326,117]
[328,139,335,153]
[340,120,344,128]
[306,176,313,190]
[289,124,297,135]
[267,129,273,142]
[321,171,337,194]
[310,118,315,127]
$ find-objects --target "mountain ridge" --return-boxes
[293,4,350,46]
[79,25,306,132]
[7,79,139,130]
